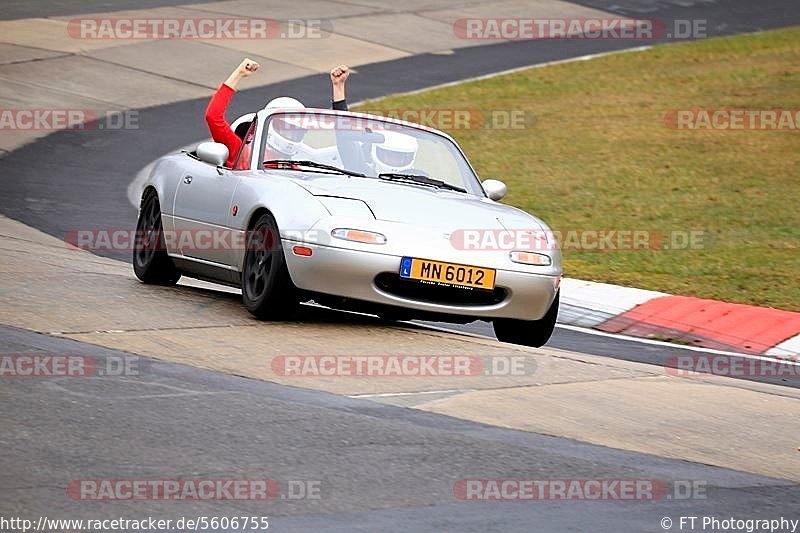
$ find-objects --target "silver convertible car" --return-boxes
[133,107,562,347]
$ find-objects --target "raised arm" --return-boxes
[205,58,260,166]
[330,64,350,111]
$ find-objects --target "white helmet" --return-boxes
[265,97,307,156]
[371,130,418,175]
[264,96,304,110]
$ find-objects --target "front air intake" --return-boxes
[374,273,507,306]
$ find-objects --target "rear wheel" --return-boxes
[241,212,298,319]
[493,291,559,348]
[133,191,180,285]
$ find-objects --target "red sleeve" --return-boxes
[205,83,242,167]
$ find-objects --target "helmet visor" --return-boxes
[376,146,414,168]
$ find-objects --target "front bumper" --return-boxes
[283,240,559,321]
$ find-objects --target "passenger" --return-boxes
[205,58,350,167]
[370,130,419,176]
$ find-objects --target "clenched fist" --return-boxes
[330,64,350,102]
[238,58,261,77]
[330,65,350,86]
[225,58,261,89]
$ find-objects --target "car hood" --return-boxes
[291,176,543,231]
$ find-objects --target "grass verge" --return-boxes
[354,27,800,310]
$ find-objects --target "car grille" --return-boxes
[374,273,507,307]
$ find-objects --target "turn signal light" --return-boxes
[331,228,387,245]
[292,246,313,256]
[509,251,551,266]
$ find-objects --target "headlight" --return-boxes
[509,250,551,266]
[331,228,387,245]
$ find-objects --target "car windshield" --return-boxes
[259,111,484,195]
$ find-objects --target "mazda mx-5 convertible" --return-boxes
[133,108,562,347]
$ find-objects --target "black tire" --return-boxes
[241,212,298,320]
[133,191,180,285]
[493,291,559,348]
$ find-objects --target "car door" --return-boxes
[172,158,239,267]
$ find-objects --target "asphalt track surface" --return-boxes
[2,323,798,531]
[5,0,799,245]
[2,0,799,373]
[0,0,223,20]
[2,1,800,530]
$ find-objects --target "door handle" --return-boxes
[184,175,193,184]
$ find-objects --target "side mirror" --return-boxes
[482,179,507,201]
[197,142,229,167]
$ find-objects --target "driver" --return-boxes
[370,130,419,176]
[263,102,309,161]
[205,59,350,167]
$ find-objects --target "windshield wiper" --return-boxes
[378,173,467,193]
[264,159,366,178]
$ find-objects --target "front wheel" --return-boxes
[493,291,559,348]
[241,212,298,320]
[133,191,180,285]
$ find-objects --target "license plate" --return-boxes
[399,257,496,291]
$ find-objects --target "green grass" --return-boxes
[354,27,800,310]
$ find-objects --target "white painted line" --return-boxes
[554,324,800,364]
[766,333,800,357]
[418,320,800,365]
[304,299,799,364]
[558,278,667,328]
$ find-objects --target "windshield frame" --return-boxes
[255,108,487,197]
